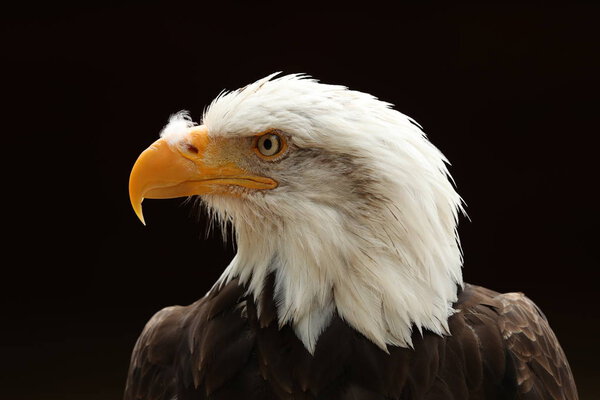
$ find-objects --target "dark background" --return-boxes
[2,2,599,399]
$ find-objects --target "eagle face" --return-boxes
[129,73,464,353]
[131,74,400,227]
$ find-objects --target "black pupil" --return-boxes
[263,138,273,150]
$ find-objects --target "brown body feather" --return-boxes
[124,276,578,400]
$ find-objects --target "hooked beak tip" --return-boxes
[131,195,147,226]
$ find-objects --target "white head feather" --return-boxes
[166,73,464,354]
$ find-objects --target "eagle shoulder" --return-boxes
[124,278,257,400]
[124,304,188,400]
[496,291,578,400]
[454,284,578,400]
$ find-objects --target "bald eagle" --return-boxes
[125,74,578,400]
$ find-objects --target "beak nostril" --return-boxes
[185,144,199,154]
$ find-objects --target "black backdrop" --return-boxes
[3,2,599,399]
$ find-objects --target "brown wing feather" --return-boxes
[123,278,579,400]
[123,305,188,400]
[497,292,578,400]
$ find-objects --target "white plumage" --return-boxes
[161,73,464,353]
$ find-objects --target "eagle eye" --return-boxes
[255,131,286,159]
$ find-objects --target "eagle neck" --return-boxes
[213,206,463,355]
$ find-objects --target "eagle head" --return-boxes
[129,73,464,353]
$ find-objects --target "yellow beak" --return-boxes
[129,126,277,225]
